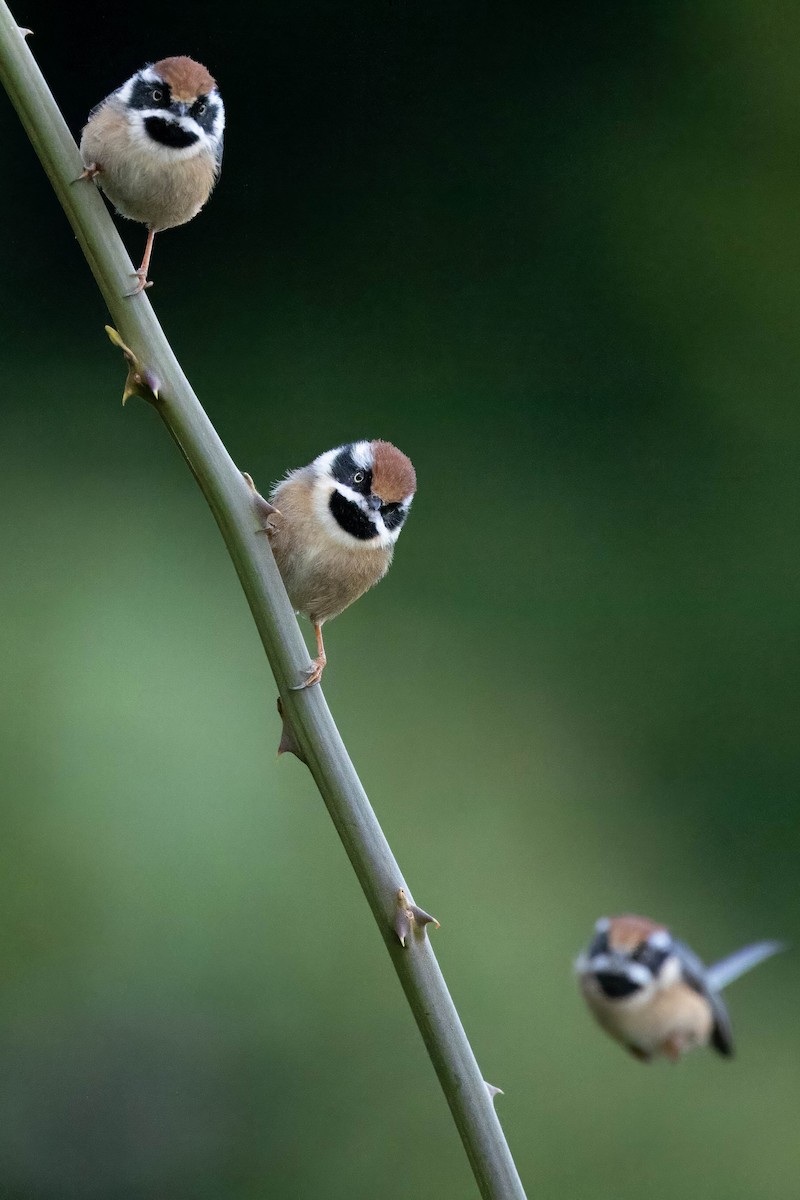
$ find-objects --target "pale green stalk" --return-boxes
[0,9,528,1197]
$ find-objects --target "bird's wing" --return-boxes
[672,939,735,1057]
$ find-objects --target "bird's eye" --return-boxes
[353,472,364,484]
[151,89,163,102]
[631,942,669,973]
[196,103,207,115]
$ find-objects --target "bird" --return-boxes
[78,56,224,295]
[246,440,417,688]
[575,913,783,1062]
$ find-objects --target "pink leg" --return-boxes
[661,1035,684,1063]
[126,228,156,297]
[293,622,327,689]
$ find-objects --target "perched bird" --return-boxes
[247,440,417,688]
[575,914,783,1062]
[79,56,224,295]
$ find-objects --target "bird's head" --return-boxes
[118,56,224,159]
[575,915,682,1003]
[311,440,417,548]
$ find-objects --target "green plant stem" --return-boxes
[0,9,528,1198]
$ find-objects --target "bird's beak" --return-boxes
[367,494,382,511]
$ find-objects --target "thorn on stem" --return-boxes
[104,326,160,405]
[242,471,281,529]
[394,887,440,947]
[19,27,33,39]
[484,1082,504,1102]
[276,697,308,765]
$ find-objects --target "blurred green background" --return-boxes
[1,1,798,1196]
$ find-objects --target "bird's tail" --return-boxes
[706,940,785,992]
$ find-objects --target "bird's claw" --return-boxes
[73,162,101,185]
[291,656,326,690]
[125,271,154,298]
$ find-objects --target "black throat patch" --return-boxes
[330,490,379,541]
[144,117,199,149]
[381,502,406,532]
[594,972,642,1000]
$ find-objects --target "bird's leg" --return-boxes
[294,622,327,689]
[75,162,101,183]
[126,228,156,297]
[661,1036,685,1063]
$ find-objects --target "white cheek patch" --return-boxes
[313,448,340,477]
[658,956,682,988]
[116,78,135,105]
[145,113,205,140]
[588,953,613,973]
[625,962,652,987]
[181,116,203,140]
[336,482,367,508]
[649,930,672,951]
[210,98,225,141]
[584,954,652,989]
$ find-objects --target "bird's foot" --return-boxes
[292,654,326,690]
[74,162,101,184]
[125,270,154,298]
[661,1036,685,1063]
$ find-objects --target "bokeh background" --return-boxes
[1,1,798,1196]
